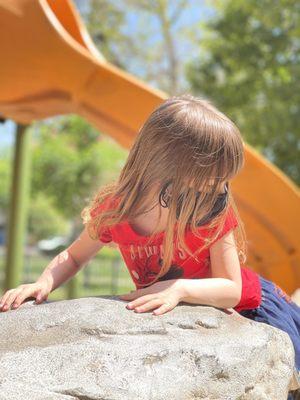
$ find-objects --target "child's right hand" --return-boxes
[0,281,51,312]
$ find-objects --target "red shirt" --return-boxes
[90,195,262,312]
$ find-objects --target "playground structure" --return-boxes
[0,0,299,296]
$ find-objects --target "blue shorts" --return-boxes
[239,275,300,396]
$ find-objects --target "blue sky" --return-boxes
[0,120,16,151]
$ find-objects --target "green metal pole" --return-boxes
[4,123,31,291]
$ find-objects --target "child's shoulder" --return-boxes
[209,205,239,243]
[198,205,238,231]
[90,193,120,218]
[187,206,239,244]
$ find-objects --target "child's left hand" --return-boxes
[118,279,184,316]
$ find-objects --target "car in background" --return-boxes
[37,236,71,257]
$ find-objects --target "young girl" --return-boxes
[0,95,299,396]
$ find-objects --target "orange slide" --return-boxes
[0,0,299,294]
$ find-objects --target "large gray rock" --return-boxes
[0,296,298,400]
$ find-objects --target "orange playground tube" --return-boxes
[0,0,299,294]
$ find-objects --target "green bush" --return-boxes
[27,193,70,244]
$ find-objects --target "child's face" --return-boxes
[176,181,229,225]
[156,178,226,204]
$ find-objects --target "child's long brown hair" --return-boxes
[81,94,247,287]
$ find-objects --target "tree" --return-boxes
[186,0,300,185]
[77,0,201,94]
[27,193,70,244]
[30,115,127,231]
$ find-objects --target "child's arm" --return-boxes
[36,225,105,292]
[179,230,242,309]
[0,226,105,311]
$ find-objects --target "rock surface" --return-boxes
[0,296,298,400]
